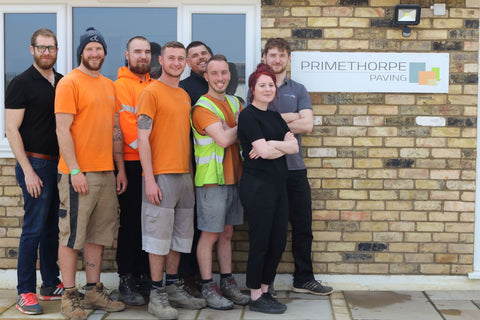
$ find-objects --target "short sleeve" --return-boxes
[55,78,78,115]
[297,83,312,112]
[238,109,264,144]
[192,106,220,135]
[137,89,157,120]
[5,77,26,110]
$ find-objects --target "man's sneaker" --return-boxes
[249,293,286,314]
[148,287,178,320]
[166,280,206,309]
[83,282,125,312]
[61,288,86,320]
[39,282,64,300]
[118,274,146,306]
[16,293,43,315]
[267,283,277,298]
[292,279,333,296]
[201,281,234,310]
[220,276,249,306]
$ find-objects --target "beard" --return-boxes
[82,55,104,71]
[130,63,150,75]
[34,54,56,70]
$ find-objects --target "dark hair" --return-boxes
[205,54,228,71]
[248,63,277,103]
[186,41,213,57]
[161,41,185,56]
[126,36,149,50]
[263,37,291,56]
[31,28,57,47]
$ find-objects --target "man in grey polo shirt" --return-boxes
[263,38,333,296]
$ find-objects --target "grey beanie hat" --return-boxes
[77,27,107,62]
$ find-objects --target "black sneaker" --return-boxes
[119,274,146,306]
[39,282,64,301]
[292,279,333,296]
[249,293,286,314]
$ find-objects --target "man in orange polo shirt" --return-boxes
[137,41,206,320]
[114,36,153,306]
[55,27,127,320]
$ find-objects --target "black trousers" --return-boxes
[287,169,314,285]
[240,174,288,289]
[116,160,149,276]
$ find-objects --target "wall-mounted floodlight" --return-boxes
[393,5,421,37]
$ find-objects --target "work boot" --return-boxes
[220,276,249,306]
[118,274,146,306]
[166,280,206,309]
[83,282,125,312]
[201,281,233,310]
[148,286,178,320]
[134,273,152,296]
[61,288,86,320]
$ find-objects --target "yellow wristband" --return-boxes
[70,169,81,175]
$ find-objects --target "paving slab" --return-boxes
[0,300,65,320]
[197,305,243,320]
[0,290,15,314]
[344,291,442,320]
[429,300,480,320]
[104,304,199,320]
[426,291,480,300]
[243,297,333,320]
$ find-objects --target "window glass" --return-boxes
[73,7,176,80]
[192,13,246,101]
[4,13,56,88]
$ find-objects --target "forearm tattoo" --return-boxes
[138,114,153,130]
[113,127,122,141]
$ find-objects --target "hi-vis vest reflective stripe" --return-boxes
[192,95,240,187]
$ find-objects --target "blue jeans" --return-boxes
[15,157,60,294]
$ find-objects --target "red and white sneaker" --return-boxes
[16,292,43,314]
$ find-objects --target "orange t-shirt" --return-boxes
[192,94,243,185]
[55,68,119,174]
[114,66,153,161]
[137,80,191,175]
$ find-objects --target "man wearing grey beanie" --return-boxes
[55,27,127,320]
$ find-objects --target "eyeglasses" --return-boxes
[34,45,57,53]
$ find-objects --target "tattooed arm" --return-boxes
[137,114,162,205]
[113,113,127,194]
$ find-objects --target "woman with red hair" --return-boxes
[238,63,298,314]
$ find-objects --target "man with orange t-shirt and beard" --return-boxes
[114,36,153,306]
[137,41,206,320]
[55,27,127,320]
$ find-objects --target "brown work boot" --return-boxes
[61,288,87,320]
[83,282,125,312]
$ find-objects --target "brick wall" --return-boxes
[0,0,479,276]
[259,0,478,276]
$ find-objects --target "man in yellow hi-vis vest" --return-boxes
[191,54,249,310]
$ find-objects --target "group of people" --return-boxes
[5,26,333,320]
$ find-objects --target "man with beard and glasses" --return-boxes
[5,28,63,315]
[113,36,153,306]
[191,55,249,310]
[137,41,206,320]
[55,27,127,320]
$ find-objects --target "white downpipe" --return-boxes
[468,26,480,279]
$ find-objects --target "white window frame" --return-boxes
[0,5,67,157]
[0,0,260,158]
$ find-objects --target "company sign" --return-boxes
[291,52,449,93]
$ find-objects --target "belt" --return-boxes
[26,151,59,161]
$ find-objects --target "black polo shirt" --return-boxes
[179,70,208,106]
[5,65,62,156]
